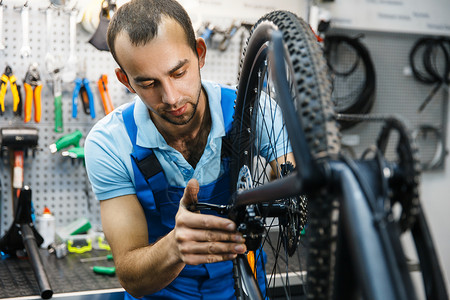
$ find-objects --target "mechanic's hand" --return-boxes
[174,179,246,265]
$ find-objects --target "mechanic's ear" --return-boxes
[196,38,207,69]
[115,68,136,93]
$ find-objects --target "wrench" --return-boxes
[63,9,77,82]
[45,7,55,73]
[20,2,31,59]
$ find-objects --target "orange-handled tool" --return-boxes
[23,63,42,123]
[97,74,114,115]
[24,83,42,123]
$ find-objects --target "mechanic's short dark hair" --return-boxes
[107,0,197,67]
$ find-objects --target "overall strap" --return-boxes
[220,84,236,135]
[220,85,236,160]
[122,103,168,209]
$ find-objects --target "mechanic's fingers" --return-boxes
[178,241,247,256]
[182,253,240,265]
[176,228,244,243]
[177,211,237,232]
[180,179,200,208]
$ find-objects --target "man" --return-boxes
[85,0,289,299]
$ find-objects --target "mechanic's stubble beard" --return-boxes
[152,81,202,126]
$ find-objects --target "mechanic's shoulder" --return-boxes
[85,106,131,156]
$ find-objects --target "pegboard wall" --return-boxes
[328,27,449,169]
[0,0,251,236]
[0,0,131,235]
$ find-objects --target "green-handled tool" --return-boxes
[92,266,116,276]
[80,254,113,263]
[61,146,84,159]
[52,68,63,133]
[49,130,82,153]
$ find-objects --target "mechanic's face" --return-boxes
[115,17,206,126]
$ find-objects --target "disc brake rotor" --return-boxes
[280,162,307,256]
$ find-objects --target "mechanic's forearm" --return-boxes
[115,231,184,297]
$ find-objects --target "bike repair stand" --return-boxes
[0,186,53,299]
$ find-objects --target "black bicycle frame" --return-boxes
[331,160,415,300]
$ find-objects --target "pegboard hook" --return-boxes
[14,1,29,11]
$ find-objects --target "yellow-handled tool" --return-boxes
[0,66,21,116]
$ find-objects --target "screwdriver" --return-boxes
[80,254,113,263]
[92,266,116,276]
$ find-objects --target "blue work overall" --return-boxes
[121,86,264,299]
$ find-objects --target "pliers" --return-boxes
[24,63,43,123]
[97,74,114,115]
[0,65,22,116]
[72,61,95,119]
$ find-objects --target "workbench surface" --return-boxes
[0,249,122,299]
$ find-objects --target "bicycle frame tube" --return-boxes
[236,254,264,300]
[234,171,302,208]
[412,206,449,299]
[331,160,407,300]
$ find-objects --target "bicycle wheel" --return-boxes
[229,10,340,300]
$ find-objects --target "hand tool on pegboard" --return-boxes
[61,146,84,159]
[48,130,93,211]
[49,129,82,153]
[197,22,215,46]
[72,59,95,119]
[98,74,114,115]
[63,8,78,83]
[44,5,65,132]
[218,22,239,52]
[51,67,63,132]
[44,5,56,75]
[0,127,39,197]
[0,66,22,116]
[23,63,43,123]
[17,1,31,59]
[0,186,53,299]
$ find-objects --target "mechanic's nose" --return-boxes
[161,80,179,106]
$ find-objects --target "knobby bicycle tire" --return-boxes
[229,10,340,299]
